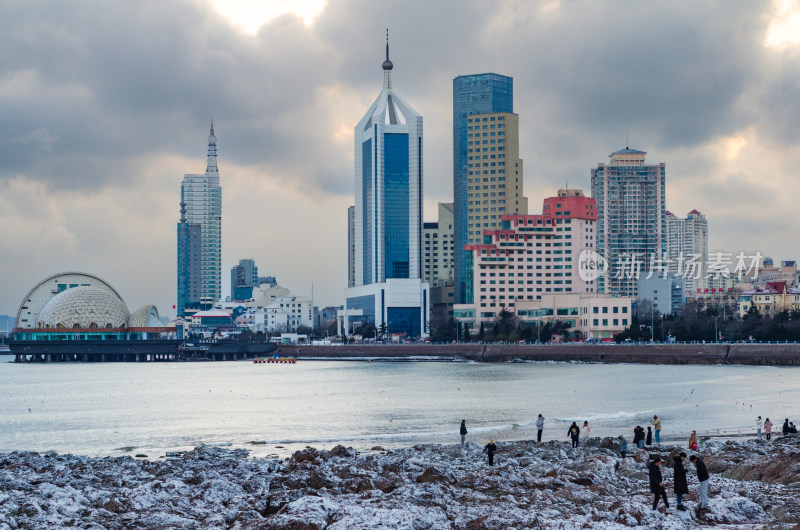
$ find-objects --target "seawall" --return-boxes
[275,343,800,366]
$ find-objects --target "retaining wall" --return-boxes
[275,343,800,366]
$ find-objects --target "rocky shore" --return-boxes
[1,436,799,529]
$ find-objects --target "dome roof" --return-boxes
[129,305,161,327]
[37,286,130,329]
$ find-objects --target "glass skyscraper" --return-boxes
[353,42,422,286]
[453,73,513,304]
[342,39,429,338]
[177,123,222,316]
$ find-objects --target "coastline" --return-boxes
[2,436,799,528]
[276,343,800,366]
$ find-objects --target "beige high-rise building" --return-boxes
[423,203,455,285]
[466,112,526,246]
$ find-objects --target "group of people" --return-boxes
[649,453,710,512]
[567,420,591,447]
[632,416,663,447]
[756,416,797,441]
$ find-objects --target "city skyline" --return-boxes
[2,0,800,316]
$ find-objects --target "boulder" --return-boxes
[416,466,453,484]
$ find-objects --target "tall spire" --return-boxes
[382,28,393,89]
[206,118,218,176]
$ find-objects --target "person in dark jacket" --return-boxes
[568,422,580,448]
[460,420,468,445]
[690,455,710,509]
[673,453,689,511]
[648,456,669,510]
[646,426,653,446]
[536,414,545,442]
[633,426,645,448]
[618,435,628,459]
[483,440,497,466]
[790,422,798,434]
[783,419,790,435]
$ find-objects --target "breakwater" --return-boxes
[276,343,800,366]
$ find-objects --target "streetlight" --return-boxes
[713,315,720,343]
[651,310,655,342]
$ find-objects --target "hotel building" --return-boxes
[453,189,633,339]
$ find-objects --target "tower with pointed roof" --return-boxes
[353,33,422,286]
[342,34,429,338]
[178,122,222,316]
[591,146,666,297]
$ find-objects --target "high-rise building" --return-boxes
[347,205,356,288]
[230,258,277,301]
[178,122,222,315]
[177,214,201,317]
[665,209,708,292]
[453,73,514,305]
[341,37,429,338]
[591,147,666,297]
[453,189,633,339]
[422,202,455,285]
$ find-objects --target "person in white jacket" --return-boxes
[756,416,763,440]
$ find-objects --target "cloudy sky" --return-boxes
[2,0,800,318]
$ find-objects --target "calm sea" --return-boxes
[1,360,798,458]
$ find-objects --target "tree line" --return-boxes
[616,301,800,342]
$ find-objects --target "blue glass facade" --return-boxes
[347,294,376,326]
[177,221,201,317]
[362,138,373,284]
[384,133,410,279]
[453,74,513,304]
[388,307,421,337]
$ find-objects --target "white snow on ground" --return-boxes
[0,436,798,528]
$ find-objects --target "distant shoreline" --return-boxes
[277,343,800,366]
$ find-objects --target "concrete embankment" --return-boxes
[275,343,800,365]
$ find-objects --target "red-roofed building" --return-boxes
[738,281,800,317]
[454,189,634,339]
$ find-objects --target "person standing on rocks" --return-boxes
[582,421,590,437]
[764,418,773,441]
[460,420,468,445]
[648,456,669,511]
[782,418,790,436]
[673,452,689,511]
[536,414,545,443]
[568,422,580,448]
[651,415,662,443]
[690,455,710,509]
[483,440,497,466]
[634,426,644,448]
[688,430,698,450]
[646,426,653,446]
[618,435,628,459]
[756,416,763,440]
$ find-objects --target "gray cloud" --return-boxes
[1,0,799,315]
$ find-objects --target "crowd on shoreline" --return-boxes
[458,412,799,514]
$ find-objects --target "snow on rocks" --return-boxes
[0,438,799,528]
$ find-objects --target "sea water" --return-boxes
[1,360,798,458]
